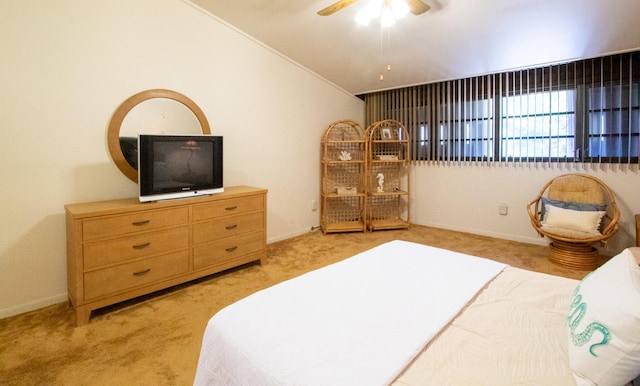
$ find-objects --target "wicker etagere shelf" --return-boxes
[320,120,367,234]
[365,119,410,231]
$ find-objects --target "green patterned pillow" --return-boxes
[568,248,640,385]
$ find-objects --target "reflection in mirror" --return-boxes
[119,98,202,171]
[107,89,211,182]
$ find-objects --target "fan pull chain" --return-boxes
[379,27,392,81]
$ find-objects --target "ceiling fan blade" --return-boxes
[407,0,431,15]
[317,0,360,16]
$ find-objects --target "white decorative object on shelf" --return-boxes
[378,155,398,161]
[335,187,357,195]
[376,173,384,192]
[338,150,352,161]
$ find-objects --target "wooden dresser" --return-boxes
[65,185,267,326]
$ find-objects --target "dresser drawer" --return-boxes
[82,207,190,241]
[83,226,189,270]
[192,195,264,222]
[84,250,189,300]
[193,212,264,245]
[193,231,265,270]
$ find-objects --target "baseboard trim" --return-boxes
[411,219,550,246]
[0,293,68,320]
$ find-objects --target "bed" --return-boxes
[194,240,640,386]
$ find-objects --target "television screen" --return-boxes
[138,134,223,202]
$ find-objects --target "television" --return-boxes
[137,134,223,202]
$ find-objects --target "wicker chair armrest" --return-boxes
[600,206,621,237]
[526,198,543,226]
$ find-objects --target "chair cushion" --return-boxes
[568,248,640,386]
[548,175,605,204]
[542,204,605,236]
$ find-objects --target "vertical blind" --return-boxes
[361,50,640,168]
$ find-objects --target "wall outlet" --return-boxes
[499,203,508,215]
[311,200,319,211]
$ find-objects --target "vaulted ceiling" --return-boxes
[189,0,640,95]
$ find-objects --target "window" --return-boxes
[501,90,576,160]
[439,98,493,160]
[586,83,640,161]
[362,51,639,166]
[415,123,429,159]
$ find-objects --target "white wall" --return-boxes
[2,0,638,321]
[0,0,364,318]
[411,165,640,255]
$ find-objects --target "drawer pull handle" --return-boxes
[225,224,238,230]
[132,220,150,226]
[225,246,238,252]
[225,206,238,211]
[132,242,151,249]
[133,268,151,276]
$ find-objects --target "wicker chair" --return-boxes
[527,174,620,270]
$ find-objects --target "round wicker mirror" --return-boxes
[107,89,211,182]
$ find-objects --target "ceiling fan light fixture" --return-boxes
[356,0,382,25]
[390,0,410,19]
[356,0,410,27]
[380,6,396,27]
[355,11,372,25]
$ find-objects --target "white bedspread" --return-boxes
[193,240,507,386]
[393,267,579,385]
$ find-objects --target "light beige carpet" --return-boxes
[0,225,589,385]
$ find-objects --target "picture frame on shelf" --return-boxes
[381,128,392,139]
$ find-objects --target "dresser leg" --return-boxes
[75,305,91,327]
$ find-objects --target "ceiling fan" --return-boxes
[317,0,431,17]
